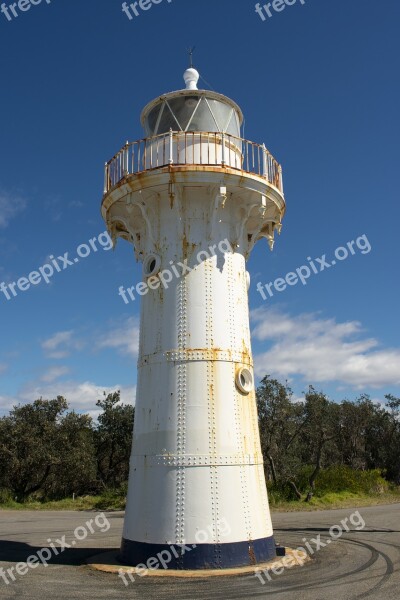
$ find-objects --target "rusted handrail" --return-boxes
[103,131,283,194]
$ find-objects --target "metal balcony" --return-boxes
[103,130,283,195]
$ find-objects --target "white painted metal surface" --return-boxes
[183,67,200,90]
[101,69,286,566]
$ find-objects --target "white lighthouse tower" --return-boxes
[101,66,285,570]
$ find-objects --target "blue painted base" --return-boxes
[120,535,276,569]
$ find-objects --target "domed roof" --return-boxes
[141,68,243,137]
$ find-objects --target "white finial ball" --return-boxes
[183,68,200,90]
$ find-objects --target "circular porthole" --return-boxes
[143,254,161,278]
[235,367,253,395]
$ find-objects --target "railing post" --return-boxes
[278,165,284,193]
[262,144,268,179]
[221,133,226,166]
[125,141,129,175]
[169,128,174,164]
[104,162,108,194]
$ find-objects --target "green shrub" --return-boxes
[267,466,389,502]
[93,483,128,510]
[311,466,389,496]
[0,489,13,504]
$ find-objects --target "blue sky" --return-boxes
[0,0,399,415]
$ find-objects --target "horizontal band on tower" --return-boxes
[120,535,276,569]
[138,348,253,367]
[130,453,264,467]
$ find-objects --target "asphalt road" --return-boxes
[0,504,399,599]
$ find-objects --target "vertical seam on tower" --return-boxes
[245,267,268,533]
[206,257,220,567]
[138,295,146,365]
[230,255,252,542]
[176,274,187,563]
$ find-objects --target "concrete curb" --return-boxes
[87,547,310,578]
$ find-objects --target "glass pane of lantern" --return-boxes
[167,96,200,131]
[146,103,164,136]
[186,98,217,132]
[226,110,241,137]
[206,99,233,132]
[157,101,182,133]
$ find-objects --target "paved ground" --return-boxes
[0,504,399,599]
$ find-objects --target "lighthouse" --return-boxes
[101,66,286,570]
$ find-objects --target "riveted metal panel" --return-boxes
[109,137,284,559]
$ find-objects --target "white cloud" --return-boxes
[0,190,27,228]
[18,381,136,414]
[291,395,305,404]
[41,318,139,362]
[0,381,136,417]
[0,394,16,413]
[252,307,400,389]
[97,317,140,358]
[41,366,70,383]
[41,330,83,359]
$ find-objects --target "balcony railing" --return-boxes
[103,130,283,195]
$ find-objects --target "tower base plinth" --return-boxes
[120,535,276,570]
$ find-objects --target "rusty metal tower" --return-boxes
[101,67,285,569]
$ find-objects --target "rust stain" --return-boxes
[248,544,256,566]
[169,171,175,209]
[182,233,189,260]
[169,347,252,367]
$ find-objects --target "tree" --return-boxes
[43,410,97,499]
[0,397,69,501]
[377,395,400,484]
[95,391,134,488]
[257,375,306,499]
[337,396,376,470]
[300,387,340,502]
